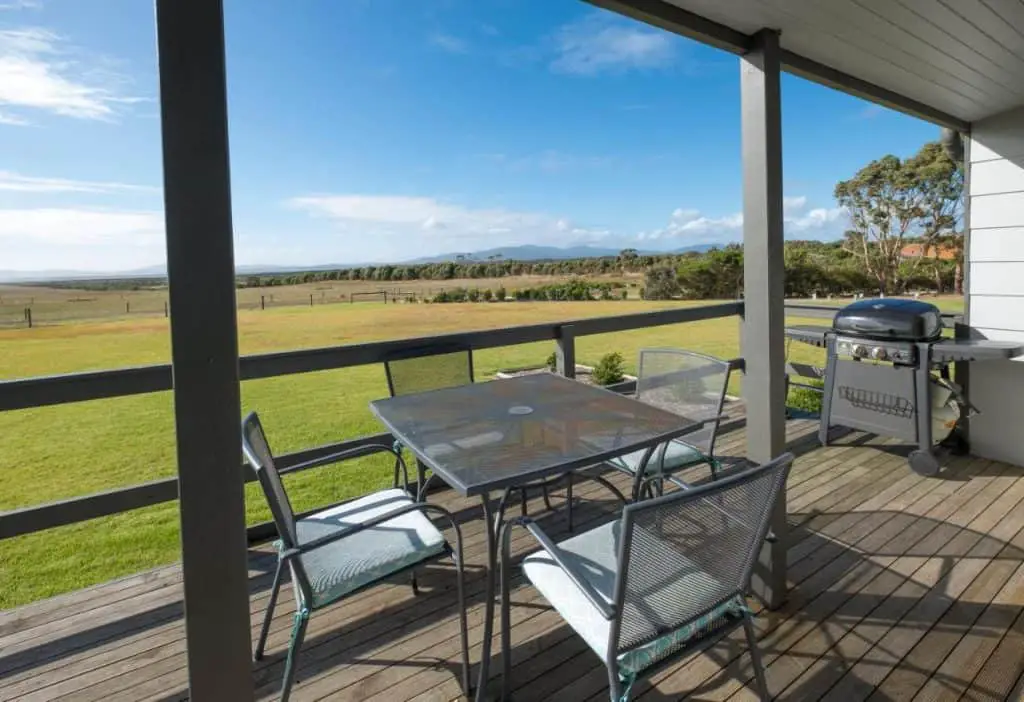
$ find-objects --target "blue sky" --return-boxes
[0,0,939,272]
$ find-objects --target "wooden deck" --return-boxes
[3,416,1024,702]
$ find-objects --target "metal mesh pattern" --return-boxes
[615,455,792,658]
[635,349,729,455]
[241,413,298,548]
[385,347,473,397]
[372,373,705,495]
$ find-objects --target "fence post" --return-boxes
[25,307,32,328]
[126,301,131,314]
[556,324,576,379]
[260,295,265,310]
[309,294,313,307]
[165,301,170,318]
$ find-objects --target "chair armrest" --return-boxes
[283,443,410,493]
[280,501,459,560]
[284,443,403,474]
[507,517,616,620]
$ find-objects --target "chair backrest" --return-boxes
[384,343,474,397]
[635,348,731,456]
[241,412,299,549]
[610,453,794,659]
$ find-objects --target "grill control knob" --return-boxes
[870,346,889,361]
[851,344,868,359]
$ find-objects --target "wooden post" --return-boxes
[741,28,787,610]
[556,324,576,379]
[155,0,253,698]
[164,300,169,318]
[260,295,265,310]
[310,294,313,307]
[25,307,32,328]
[126,301,130,314]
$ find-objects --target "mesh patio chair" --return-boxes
[499,453,793,702]
[606,349,732,501]
[241,412,469,702]
[384,344,563,520]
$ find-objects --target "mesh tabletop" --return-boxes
[370,373,704,496]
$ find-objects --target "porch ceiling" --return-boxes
[593,0,1024,127]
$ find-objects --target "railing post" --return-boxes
[556,324,576,378]
[742,28,788,610]
[155,0,254,699]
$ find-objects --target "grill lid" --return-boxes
[832,298,943,341]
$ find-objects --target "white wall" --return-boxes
[968,105,1024,465]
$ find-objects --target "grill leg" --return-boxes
[818,337,838,446]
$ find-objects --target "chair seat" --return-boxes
[295,489,447,608]
[608,439,707,476]
[522,521,745,677]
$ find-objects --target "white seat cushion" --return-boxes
[295,489,446,608]
[522,521,744,677]
[609,439,707,476]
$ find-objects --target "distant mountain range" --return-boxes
[0,243,718,284]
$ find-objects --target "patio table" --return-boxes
[370,372,709,700]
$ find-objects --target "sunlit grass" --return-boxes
[0,294,963,607]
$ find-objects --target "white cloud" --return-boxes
[0,27,143,124]
[429,33,468,54]
[639,196,848,245]
[288,194,607,256]
[0,0,42,9]
[0,170,157,194]
[783,196,807,212]
[551,14,675,75]
[0,207,165,269]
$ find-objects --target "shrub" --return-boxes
[546,351,558,372]
[788,378,824,415]
[483,288,493,301]
[620,289,628,300]
[592,352,626,386]
[496,286,507,301]
[467,288,481,302]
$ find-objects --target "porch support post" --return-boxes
[155,1,254,699]
[741,28,788,609]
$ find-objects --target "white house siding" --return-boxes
[967,105,1024,466]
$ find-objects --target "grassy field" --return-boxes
[0,293,964,607]
[0,273,644,327]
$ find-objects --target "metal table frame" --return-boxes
[370,374,709,700]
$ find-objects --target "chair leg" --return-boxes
[607,667,625,701]
[566,473,574,532]
[743,615,770,701]
[542,483,554,512]
[280,610,309,702]
[255,560,284,661]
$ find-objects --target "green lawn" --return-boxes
[0,295,963,607]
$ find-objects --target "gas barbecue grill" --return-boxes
[786,298,1024,476]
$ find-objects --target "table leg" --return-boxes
[475,494,498,702]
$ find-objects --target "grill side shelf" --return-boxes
[785,325,829,347]
[930,340,1024,363]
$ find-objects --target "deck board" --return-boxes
[2,416,1023,702]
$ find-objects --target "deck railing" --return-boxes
[0,301,746,540]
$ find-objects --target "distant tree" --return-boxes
[644,266,681,300]
[482,288,493,301]
[835,140,962,295]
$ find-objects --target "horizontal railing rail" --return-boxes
[0,301,742,412]
[1,301,744,540]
